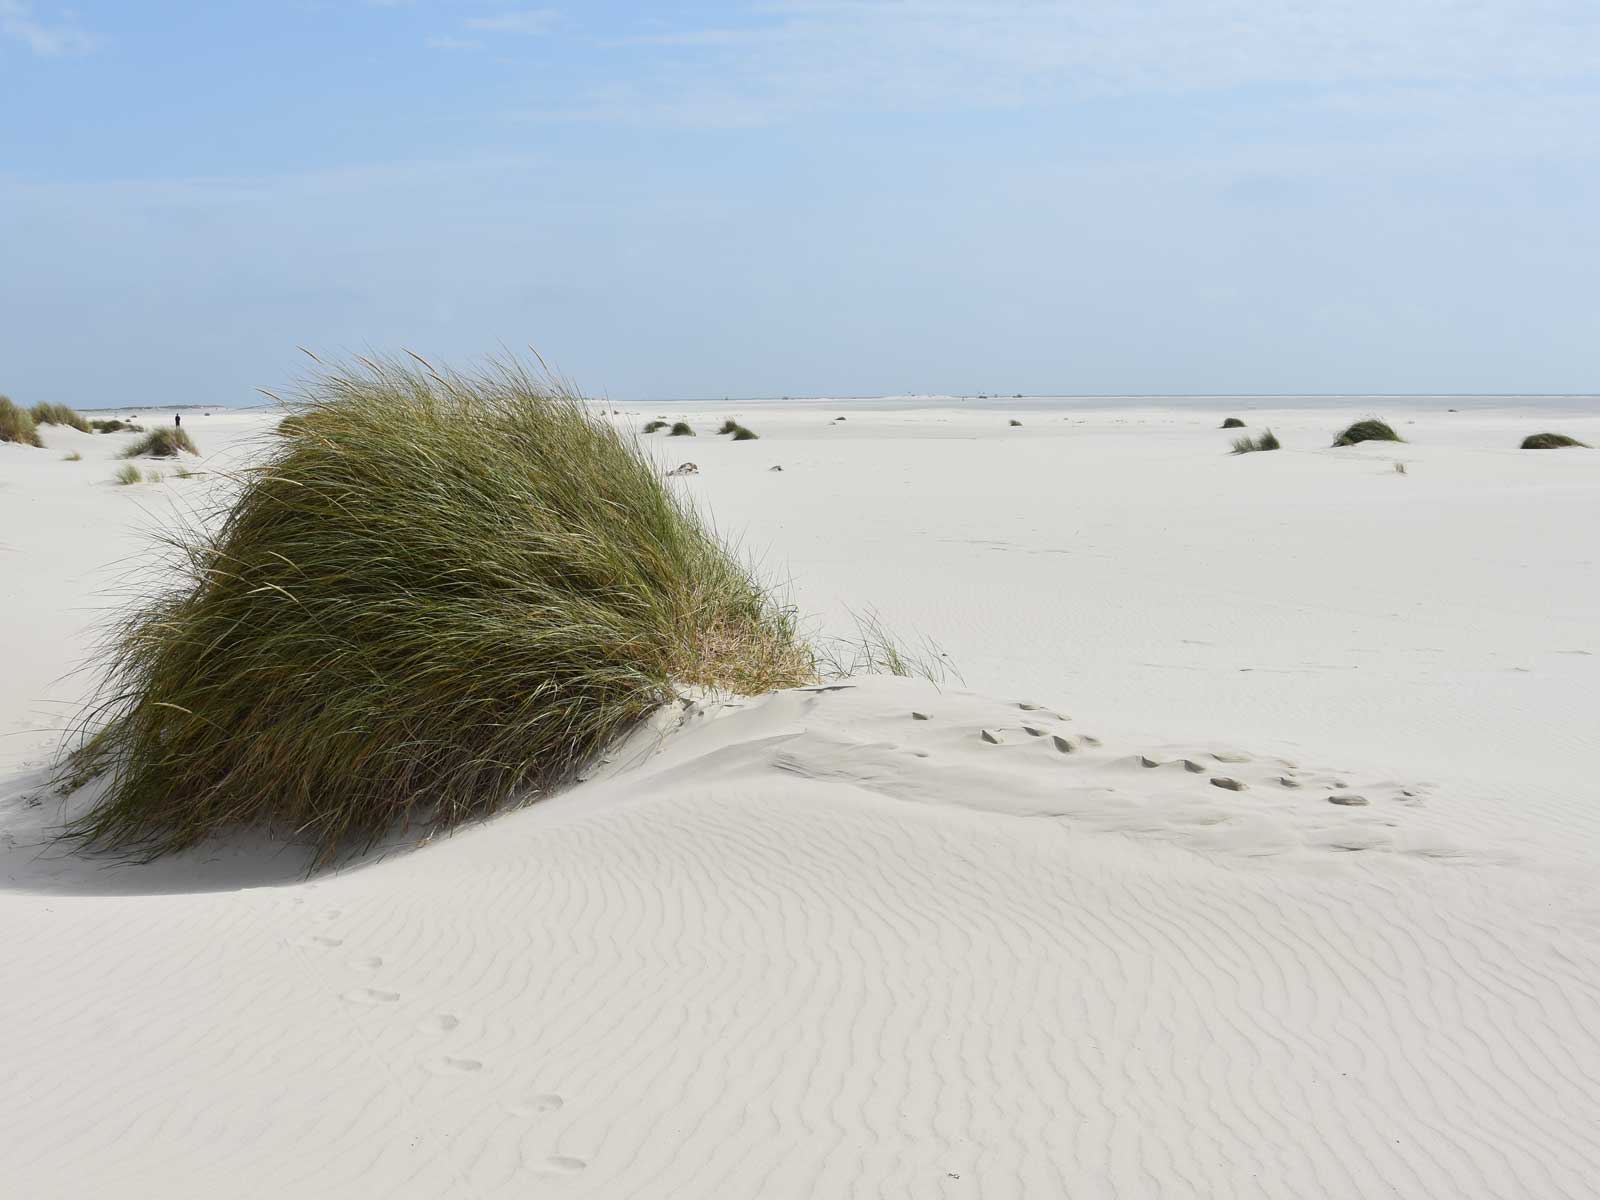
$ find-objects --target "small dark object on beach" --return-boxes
[641,420,668,433]
[668,421,694,437]
[1009,419,1022,427]
[1221,417,1246,429]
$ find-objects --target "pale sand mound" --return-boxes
[3,676,1597,1198]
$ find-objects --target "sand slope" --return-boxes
[3,401,1598,1197]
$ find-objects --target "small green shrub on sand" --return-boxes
[1521,432,1589,450]
[121,427,198,458]
[1231,429,1281,454]
[1220,417,1246,429]
[31,401,91,432]
[717,419,739,435]
[1333,418,1402,446]
[1,396,44,446]
[642,420,669,433]
[91,419,141,434]
[728,423,759,441]
[63,356,818,864]
[64,451,82,462]
[114,463,142,485]
[668,421,694,436]
[1009,419,1022,427]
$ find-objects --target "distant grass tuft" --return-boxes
[122,427,198,458]
[91,419,141,433]
[1520,432,1589,449]
[1009,419,1023,427]
[62,355,820,865]
[30,401,91,432]
[1333,418,1402,446]
[113,463,143,485]
[64,451,82,462]
[642,420,669,433]
[1230,428,1280,454]
[668,420,695,436]
[1,395,44,446]
[728,423,759,440]
[815,610,961,686]
[1220,417,1246,429]
[717,419,739,435]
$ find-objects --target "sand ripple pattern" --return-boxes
[3,678,1598,1198]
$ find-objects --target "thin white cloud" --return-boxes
[426,35,483,51]
[464,8,556,36]
[0,0,96,56]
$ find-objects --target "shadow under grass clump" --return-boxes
[1220,417,1246,429]
[1333,419,1402,447]
[1,395,44,446]
[668,420,695,436]
[1521,432,1589,449]
[31,401,91,432]
[642,420,669,433]
[62,355,818,865]
[122,427,198,458]
[1230,429,1280,454]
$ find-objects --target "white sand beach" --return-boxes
[2,400,1598,1198]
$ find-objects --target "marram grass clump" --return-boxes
[1220,417,1246,429]
[1230,428,1280,454]
[122,427,198,458]
[642,419,669,433]
[31,401,91,432]
[1,395,44,446]
[668,420,695,437]
[1333,418,1402,446]
[63,357,817,863]
[1521,432,1588,450]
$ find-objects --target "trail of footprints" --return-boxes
[780,688,1463,863]
[287,910,585,1179]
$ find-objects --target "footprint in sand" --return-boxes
[508,1092,565,1117]
[343,987,400,1005]
[293,934,343,948]
[418,1013,460,1034]
[530,1155,586,1175]
[349,955,383,971]
[424,1056,483,1076]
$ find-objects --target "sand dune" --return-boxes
[3,399,1598,1197]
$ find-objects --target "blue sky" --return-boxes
[3,1,1599,405]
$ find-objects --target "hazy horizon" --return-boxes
[5,1,1599,408]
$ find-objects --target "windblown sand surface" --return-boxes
[2,401,1598,1197]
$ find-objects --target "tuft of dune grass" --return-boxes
[1230,428,1280,454]
[30,401,91,432]
[1220,417,1246,429]
[63,451,82,462]
[91,419,141,434]
[1521,432,1589,449]
[642,420,668,433]
[1,395,44,447]
[62,355,821,865]
[113,463,142,485]
[668,420,695,436]
[717,419,739,435]
[122,427,198,458]
[1333,418,1402,447]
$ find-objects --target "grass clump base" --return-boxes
[64,356,816,865]
[1333,418,1402,446]
[1231,429,1281,454]
[31,401,91,432]
[1521,432,1589,449]
[1,396,44,446]
[123,427,198,458]
[1220,417,1246,429]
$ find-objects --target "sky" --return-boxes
[3,1,1599,405]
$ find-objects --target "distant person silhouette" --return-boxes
[175,413,181,428]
